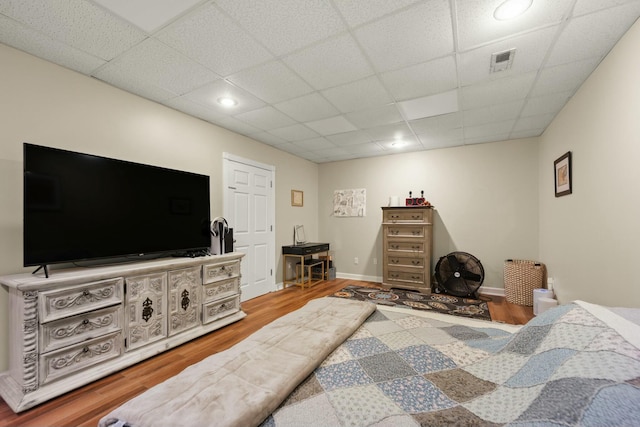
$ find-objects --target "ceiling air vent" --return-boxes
[490,48,516,73]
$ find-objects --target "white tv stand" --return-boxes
[0,252,245,413]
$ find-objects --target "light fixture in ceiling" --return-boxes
[217,97,237,107]
[493,0,533,20]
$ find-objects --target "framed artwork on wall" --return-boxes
[554,151,572,197]
[291,189,303,207]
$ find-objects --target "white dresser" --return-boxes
[0,253,245,413]
[381,206,433,294]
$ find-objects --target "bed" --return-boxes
[100,295,640,427]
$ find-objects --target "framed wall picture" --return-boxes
[554,151,572,197]
[291,189,303,207]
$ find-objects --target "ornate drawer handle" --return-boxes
[411,275,421,280]
[411,260,421,265]
[412,245,421,250]
[390,245,400,250]
[391,259,399,264]
[412,231,421,235]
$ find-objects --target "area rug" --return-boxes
[330,285,492,321]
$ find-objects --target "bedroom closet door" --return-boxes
[223,153,276,301]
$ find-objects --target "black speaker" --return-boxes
[224,228,234,253]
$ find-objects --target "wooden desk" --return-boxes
[282,243,330,288]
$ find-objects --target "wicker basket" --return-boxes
[504,259,546,306]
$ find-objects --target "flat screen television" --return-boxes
[23,143,211,269]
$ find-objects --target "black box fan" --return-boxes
[434,252,485,298]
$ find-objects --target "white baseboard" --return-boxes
[336,272,381,282]
[478,285,505,297]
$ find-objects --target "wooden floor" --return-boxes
[0,279,533,427]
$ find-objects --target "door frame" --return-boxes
[222,152,276,298]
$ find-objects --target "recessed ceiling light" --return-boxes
[217,97,237,107]
[494,0,533,20]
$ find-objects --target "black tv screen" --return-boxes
[23,143,211,267]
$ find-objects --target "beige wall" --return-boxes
[539,20,640,308]
[0,44,319,370]
[318,138,540,289]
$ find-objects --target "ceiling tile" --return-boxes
[292,137,337,151]
[345,104,404,129]
[458,27,558,86]
[365,123,415,142]
[573,0,640,17]
[305,116,358,135]
[530,57,601,97]
[512,113,556,132]
[510,128,545,139]
[455,0,573,50]
[397,89,459,121]
[461,72,537,110]
[214,116,263,136]
[332,0,423,27]
[250,132,290,147]
[464,134,509,145]
[234,106,297,130]
[215,0,346,56]
[354,1,454,73]
[343,143,385,154]
[380,56,458,101]
[0,15,105,75]
[418,133,463,150]
[163,96,227,123]
[520,91,573,117]
[274,92,340,123]
[409,112,464,134]
[268,124,319,141]
[182,80,265,115]
[156,3,273,76]
[462,100,525,127]
[464,119,515,140]
[283,33,374,90]
[0,0,147,60]
[91,0,203,33]
[276,142,309,155]
[94,38,219,95]
[326,130,374,146]
[546,2,640,67]
[378,137,421,151]
[227,60,313,104]
[321,76,393,113]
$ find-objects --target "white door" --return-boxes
[223,153,275,301]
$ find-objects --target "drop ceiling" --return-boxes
[1,0,639,163]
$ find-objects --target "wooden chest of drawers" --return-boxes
[381,206,433,294]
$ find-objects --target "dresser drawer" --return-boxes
[386,226,425,238]
[39,278,124,323]
[386,270,425,284]
[203,261,240,284]
[383,209,432,223]
[387,241,424,252]
[41,305,122,353]
[202,295,240,325]
[202,277,239,303]
[387,255,425,268]
[40,331,122,385]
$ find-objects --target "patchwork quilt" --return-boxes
[262,302,640,426]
